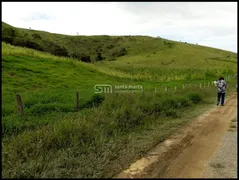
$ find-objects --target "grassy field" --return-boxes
[1,22,237,178]
[2,22,237,82]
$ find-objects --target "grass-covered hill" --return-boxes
[2,22,237,81]
[1,22,237,178]
[2,21,141,62]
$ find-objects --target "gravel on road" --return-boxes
[202,117,237,178]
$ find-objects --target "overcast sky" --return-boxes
[2,2,237,52]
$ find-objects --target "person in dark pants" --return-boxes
[216,77,227,106]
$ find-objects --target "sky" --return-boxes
[2,2,237,52]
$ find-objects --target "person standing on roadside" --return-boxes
[216,77,227,106]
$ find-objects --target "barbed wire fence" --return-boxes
[154,73,237,95]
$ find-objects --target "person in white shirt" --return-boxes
[216,77,227,106]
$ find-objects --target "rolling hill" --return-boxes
[2,22,237,82]
[1,22,237,178]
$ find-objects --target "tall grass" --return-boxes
[101,66,235,81]
[2,87,219,178]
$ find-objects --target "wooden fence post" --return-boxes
[175,86,177,91]
[165,86,168,93]
[200,83,202,89]
[76,91,79,111]
[16,94,24,116]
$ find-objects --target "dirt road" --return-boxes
[201,115,237,178]
[116,93,237,178]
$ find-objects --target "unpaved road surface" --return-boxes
[201,116,237,178]
[116,93,237,178]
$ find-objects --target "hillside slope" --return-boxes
[2,22,150,62]
[2,22,237,63]
[2,24,237,178]
[2,22,237,81]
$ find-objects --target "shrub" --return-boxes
[96,46,103,53]
[2,36,14,44]
[51,45,69,57]
[83,94,105,108]
[138,96,162,115]
[163,109,181,118]
[24,40,43,51]
[111,47,127,57]
[114,105,144,132]
[99,93,145,132]
[186,92,202,104]
[162,97,178,109]
[2,28,16,44]
[168,42,173,48]
[70,52,81,60]
[177,96,193,107]
[12,37,26,47]
[106,44,114,49]
[32,33,42,40]
[71,50,91,61]
[108,58,116,61]
[45,42,69,57]
[80,54,91,63]
[96,52,104,61]
[11,37,43,51]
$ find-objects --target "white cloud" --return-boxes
[2,2,237,52]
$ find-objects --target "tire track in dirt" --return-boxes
[115,93,237,178]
